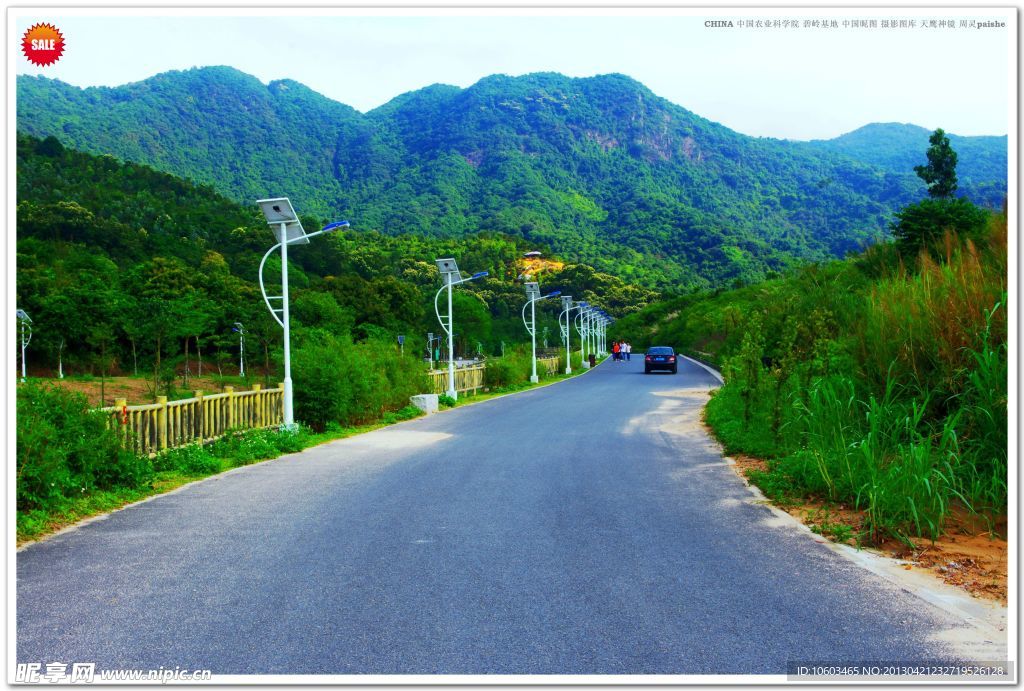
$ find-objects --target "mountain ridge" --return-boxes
[16,66,1008,290]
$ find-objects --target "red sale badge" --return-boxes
[22,23,65,67]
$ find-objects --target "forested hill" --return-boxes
[806,123,1007,207]
[15,133,658,373]
[16,67,1007,290]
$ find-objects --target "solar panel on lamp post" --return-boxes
[559,295,574,374]
[256,197,349,429]
[16,309,31,383]
[434,259,488,400]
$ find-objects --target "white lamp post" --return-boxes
[521,283,560,383]
[257,197,348,429]
[575,301,589,369]
[559,295,574,374]
[232,322,246,377]
[434,258,488,400]
[16,309,32,383]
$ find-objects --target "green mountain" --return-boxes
[806,123,1007,207]
[16,67,1007,290]
[16,67,358,215]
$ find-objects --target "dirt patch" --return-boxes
[33,375,272,407]
[879,524,1007,603]
[727,453,1007,604]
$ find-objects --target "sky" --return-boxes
[13,10,1014,140]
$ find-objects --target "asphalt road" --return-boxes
[18,356,976,674]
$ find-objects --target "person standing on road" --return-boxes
[612,341,621,362]
[624,341,631,361]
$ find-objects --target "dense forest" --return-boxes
[17,68,1008,290]
[15,133,657,389]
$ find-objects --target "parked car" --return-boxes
[644,346,678,374]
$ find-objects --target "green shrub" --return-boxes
[484,350,532,387]
[274,425,311,453]
[438,394,456,408]
[157,444,221,475]
[209,429,278,465]
[382,405,425,424]
[293,333,431,430]
[16,383,152,511]
[292,336,352,431]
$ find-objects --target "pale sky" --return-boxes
[13,10,1014,140]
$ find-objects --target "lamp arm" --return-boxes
[258,241,285,328]
[434,283,451,336]
[521,297,536,337]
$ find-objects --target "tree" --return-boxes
[87,323,116,406]
[892,128,986,255]
[890,197,988,255]
[914,128,958,199]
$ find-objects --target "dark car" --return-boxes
[644,346,678,374]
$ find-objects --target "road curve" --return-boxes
[18,357,978,674]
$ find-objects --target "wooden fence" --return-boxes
[428,356,561,395]
[428,364,486,395]
[537,355,560,376]
[100,384,284,457]
[100,353,567,455]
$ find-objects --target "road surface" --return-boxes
[17,357,993,675]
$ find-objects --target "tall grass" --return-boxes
[776,374,970,542]
[692,213,1007,543]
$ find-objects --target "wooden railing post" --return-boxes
[157,396,168,452]
[225,386,235,431]
[252,384,262,427]
[194,390,204,442]
[114,398,127,449]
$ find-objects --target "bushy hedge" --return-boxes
[483,350,533,387]
[292,333,430,431]
[17,383,153,511]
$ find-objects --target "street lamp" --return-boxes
[257,197,349,429]
[559,295,574,374]
[16,309,32,383]
[594,311,605,356]
[599,312,614,356]
[434,258,488,400]
[583,306,594,363]
[232,322,246,377]
[575,301,589,369]
[522,282,560,383]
